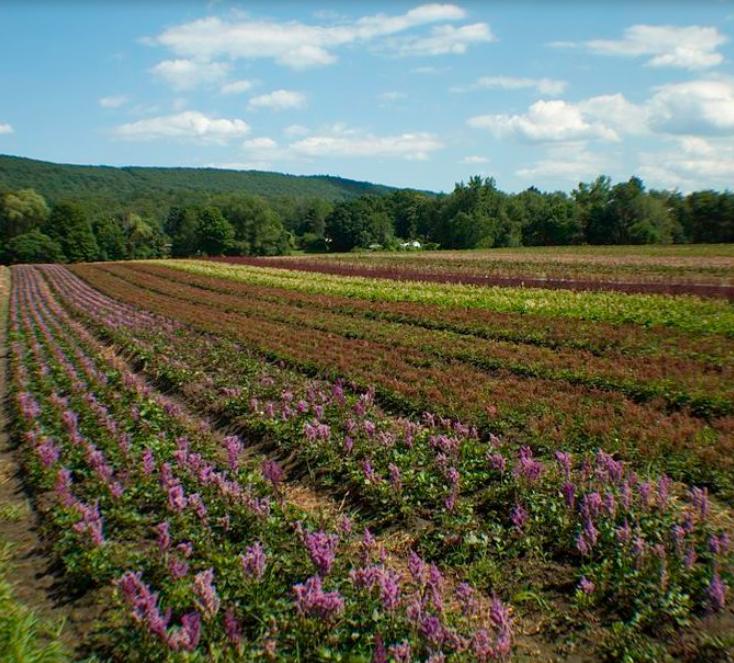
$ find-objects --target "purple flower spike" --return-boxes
[241,541,267,580]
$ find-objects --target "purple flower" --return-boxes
[708,573,727,611]
[293,575,344,620]
[169,558,189,580]
[156,521,171,554]
[36,438,60,468]
[224,435,242,473]
[372,633,387,663]
[168,611,200,652]
[361,458,378,484]
[513,446,543,483]
[388,463,402,491]
[167,484,187,512]
[511,503,528,531]
[142,448,155,475]
[241,542,267,580]
[192,568,220,620]
[224,607,242,646]
[689,486,710,520]
[561,482,576,510]
[303,530,339,576]
[118,571,171,640]
[578,576,595,595]
[456,582,478,616]
[261,459,284,487]
[389,641,412,663]
[555,451,572,480]
[487,452,506,473]
[419,614,444,647]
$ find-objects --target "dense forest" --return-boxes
[1,155,733,264]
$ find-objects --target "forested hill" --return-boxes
[0,154,394,206]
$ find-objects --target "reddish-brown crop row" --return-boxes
[209,256,734,299]
[71,263,734,494]
[117,262,734,413]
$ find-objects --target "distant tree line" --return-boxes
[1,175,733,264]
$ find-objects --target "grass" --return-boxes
[0,545,68,663]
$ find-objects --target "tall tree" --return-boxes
[45,202,98,262]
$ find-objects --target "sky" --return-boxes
[0,1,733,193]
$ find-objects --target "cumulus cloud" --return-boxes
[0,123,14,135]
[390,22,494,56]
[455,75,567,96]
[646,79,734,135]
[151,4,488,69]
[248,89,306,111]
[468,99,620,142]
[99,95,128,109]
[289,124,443,160]
[151,58,229,90]
[243,137,278,151]
[516,143,616,182]
[638,137,734,190]
[220,79,254,95]
[114,111,249,143]
[585,24,726,70]
[461,155,489,164]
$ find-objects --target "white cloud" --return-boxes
[220,79,254,95]
[248,89,306,111]
[151,58,229,90]
[151,5,485,70]
[586,25,726,70]
[114,111,250,143]
[516,143,616,182]
[646,79,734,135]
[577,93,648,135]
[461,155,489,164]
[243,137,278,151]
[412,65,450,74]
[99,95,128,109]
[391,23,493,56]
[468,99,619,143]
[638,137,734,190]
[455,76,567,96]
[290,124,443,160]
[283,124,310,137]
[0,123,14,135]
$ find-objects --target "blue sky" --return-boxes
[1,1,733,193]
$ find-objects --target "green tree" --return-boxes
[196,206,235,255]
[45,202,98,262]
[4,230,65,264]
[93,215,127,260]
[166,206,200,257]
[0,189,50,241]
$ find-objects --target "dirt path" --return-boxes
[0,266,97,655]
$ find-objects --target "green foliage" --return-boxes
[0,546,68,663]
[0,188,50,241]
[196,207,235,256]
[4,230,65,264]
[45,202,98,263]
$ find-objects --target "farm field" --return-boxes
[218,245,734,299]
[2,252,733,661]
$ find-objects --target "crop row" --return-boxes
[110,262,733,416]
[290,247,734,283]
[11,265,519,662]
[70,263,734,500]
[35,264,734,659]
[208,256,734,300]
